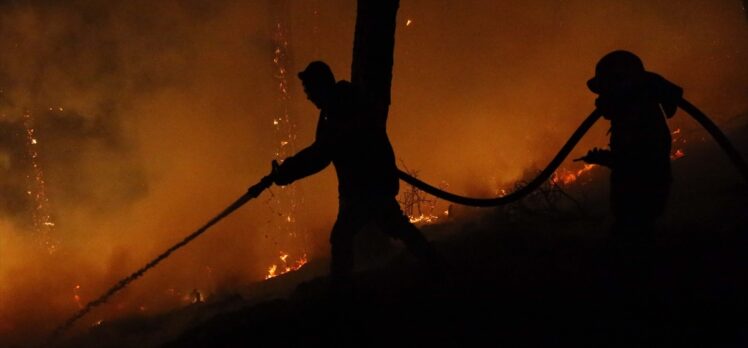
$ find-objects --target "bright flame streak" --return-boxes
[406,19,413,26]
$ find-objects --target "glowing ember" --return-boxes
[671,149,685,160]
[671,128,686,160]
[73,285,83,309]
[22,112,57,254]
[264,6,308,280]
[406,19,413,26]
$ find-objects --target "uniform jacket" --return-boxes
[274,81,399,200]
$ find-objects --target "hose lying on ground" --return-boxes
[397,98,748,206]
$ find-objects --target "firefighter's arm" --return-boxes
[574,147,614,168]
[272,142,332,186]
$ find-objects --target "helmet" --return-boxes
[587,50,645,94]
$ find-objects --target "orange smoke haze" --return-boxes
[0,0,746,344]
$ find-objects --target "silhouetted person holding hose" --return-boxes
[579,51,683,245]
[271,61,440,294]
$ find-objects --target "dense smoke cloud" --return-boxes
[0,1,290,343]
[0,0,746,345]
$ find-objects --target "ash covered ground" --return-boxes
[53,119,748,348]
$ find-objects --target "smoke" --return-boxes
[388,0,748,193]
[0,1,303,344]
[0,0,747,344]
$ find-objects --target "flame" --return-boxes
[264,251,308,280]
[408,213,440,224]
[551,164,597,185]
[399,165,447,225]
[266,264,278,279]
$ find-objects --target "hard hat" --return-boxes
[587,50,645,94]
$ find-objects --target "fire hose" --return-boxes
[50,176,275,339]
[397,98,748,206]
[51,97,747,339]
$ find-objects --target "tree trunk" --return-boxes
[351,0,400,127]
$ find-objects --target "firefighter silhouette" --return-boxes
[579,50,683,243]
[271,61,441,291]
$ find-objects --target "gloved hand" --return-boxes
[271,159,280,180]
[271,159,294,186]
[575,147,613,167]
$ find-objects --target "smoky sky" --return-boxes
[0,0,746,344]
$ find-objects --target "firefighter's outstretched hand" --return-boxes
[271,160,280,180]
[270,159,294,186]
[575,147,613,167]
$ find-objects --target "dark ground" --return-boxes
[57,119,748,348]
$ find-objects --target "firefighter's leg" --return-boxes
[377,200,444,275]
[329,205,366,293]
[330,222,354,286]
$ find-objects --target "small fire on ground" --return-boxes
[265,251,308,280]
[552,164,597,186]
